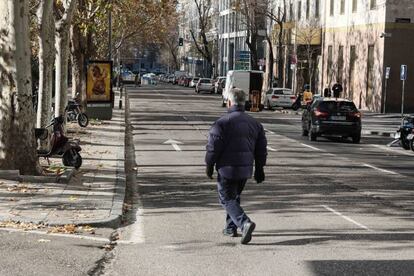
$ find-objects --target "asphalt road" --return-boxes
[107,84,414,276]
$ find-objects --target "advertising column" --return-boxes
[86,60,113,120]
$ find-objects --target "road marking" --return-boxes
[321,205,371,231]
[264,128,275,135]
[301,143,323,151]
[372,144,414,157]
[267,146,278,152]
[163,139,183,151]
[363,163,398,175]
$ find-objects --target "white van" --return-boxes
[222,70,264,109]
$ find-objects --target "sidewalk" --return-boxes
[0,95,125,228]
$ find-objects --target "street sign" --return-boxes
[400,65,407,81]
[385,67,391,79]
[236,51,250,61]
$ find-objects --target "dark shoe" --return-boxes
[222,228,237,237]
[241,222,256,244]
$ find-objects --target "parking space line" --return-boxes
[301,143,324,151]
[321,205,371,231]
[363,163,398,175]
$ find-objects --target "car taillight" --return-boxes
[290,96,296,100]
[314,109,328,118]
[271,95,279,99]
[350,112,361,118]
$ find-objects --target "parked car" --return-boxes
[264,88,296,109]
[183,77,192,87]
[120,70,136,83]
[214,77,226,94]
[189,77,200,88]
[301,98,362,143]
[195,78,214,94]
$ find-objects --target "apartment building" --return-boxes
[322,0,414,112]
[218,0,267,76]
[270,0,414,112]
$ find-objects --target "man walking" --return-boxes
[205,88,267,244]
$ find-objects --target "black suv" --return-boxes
[301,98,362,143]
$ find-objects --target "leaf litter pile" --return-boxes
[0,220,95,235]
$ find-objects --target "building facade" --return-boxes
[271,0,414,112]
[217,0,267,77]
[321,0,414,112]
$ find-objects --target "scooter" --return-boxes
[390,116,414,150]
[35,116,82,169]
[66,95,88,127]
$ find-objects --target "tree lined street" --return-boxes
[1,0,414,274]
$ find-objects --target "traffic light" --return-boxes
[179,38,183,46]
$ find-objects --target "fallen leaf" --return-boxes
[69,196,78,201]
[38,239,51,243]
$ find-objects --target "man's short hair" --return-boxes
[229,88,246,106]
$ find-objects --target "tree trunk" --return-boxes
[0,0,40,174]
[55,0,77,117]
[70,24,87,109]
[36,0,55,128]
[277,22,284,87]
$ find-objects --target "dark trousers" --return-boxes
[217,174,250,231]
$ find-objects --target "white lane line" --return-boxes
[172,144,182,151]
[267,146,278,152]
[321,205,371,231]
[372,144,414,157]
[363,163,398,175]
[301,143,323,151]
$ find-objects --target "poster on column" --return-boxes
[86,61,113,103]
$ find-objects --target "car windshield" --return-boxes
[318,101,358,113]
[200,79,211,83]
[192,78,199,81]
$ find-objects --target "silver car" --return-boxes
[195,78,214,94]
[189,77,200,88]
[264,88,296,109]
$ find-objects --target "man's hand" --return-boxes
[206,165,214,179]
[254,166,265,183]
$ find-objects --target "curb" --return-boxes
[0,168,76,184]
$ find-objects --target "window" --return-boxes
[306,0,310,19]
[370,0,376,10]
[366,45,375,106]
[340,0,345,14]
[348,45,357,99]
[337,46,344,83]
[352,0,357,12]
[298,1,302,19]
[328,46,333,72]
[290,3,294,20]
[330,0,334,16]
[315,0,320,18]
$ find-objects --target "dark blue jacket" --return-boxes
[205,105,267,179]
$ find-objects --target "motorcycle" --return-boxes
[35,116,82,169]
[66,95,89,127]
[392,116,414,150]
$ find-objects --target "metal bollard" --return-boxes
[119,86,124,109]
